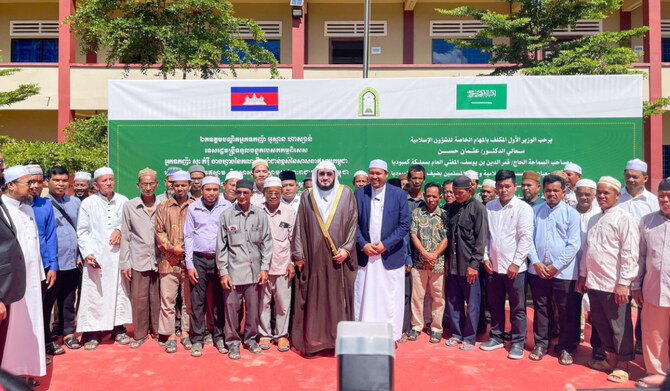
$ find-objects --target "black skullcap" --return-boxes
[236,178,254,191]
[453,175,473,189]
[659,178,670,192]
[279,170,296,181]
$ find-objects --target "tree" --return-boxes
[1,114,108,172]
[65,0,279,79]
[437,0,645,76]
[0,51,39,107]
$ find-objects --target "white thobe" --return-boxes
[574,204,600,311]
[1,195,46,377]
[619,188,659,222]
[76,192,132,332]
[354,184,405,340]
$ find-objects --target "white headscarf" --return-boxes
[311,161,340,219]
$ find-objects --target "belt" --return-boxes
[194,251,216,259]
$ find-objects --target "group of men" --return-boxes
[0,149,668,389]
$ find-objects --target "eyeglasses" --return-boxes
[0,158,5,166]
[14,180,38,186]
[139,183,158,188]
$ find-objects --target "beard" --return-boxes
[317,181,335,191]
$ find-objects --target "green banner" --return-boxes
[109,118,641,197]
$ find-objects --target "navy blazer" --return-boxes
[355,183,411,270]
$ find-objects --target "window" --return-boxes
[662,38,670,62]
[223,39,280,64]
[432,39,490,64]
[330,39,363,64]
[11,38,58,62]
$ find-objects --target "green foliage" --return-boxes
[1,114,108,173]
[438,0,627,75]
[65,0,279,79]
[0,51,39,107]
[525,28,648,75]
[644,97,670,118]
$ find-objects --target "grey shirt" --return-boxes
[216,203,273,285]
[120,196,160,272]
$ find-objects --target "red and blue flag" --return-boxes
[230,87,278,111]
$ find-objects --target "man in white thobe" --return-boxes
[76,167,131,350]
[354,159,411,341]
[1,165,46,384]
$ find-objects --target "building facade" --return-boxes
[0,0,666,187]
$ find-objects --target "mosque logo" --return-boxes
[358,87,379,117]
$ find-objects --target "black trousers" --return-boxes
[588,289,635,362]
[487,271,527,347]
[528,274,579,350]
[189,255,225,345]
[43,268,80,342]
[402,269,412,334]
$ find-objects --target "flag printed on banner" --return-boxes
[230,87,279,111]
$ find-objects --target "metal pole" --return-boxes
[363,0,370,78]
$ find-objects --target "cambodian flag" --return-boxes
[230,87,278,111]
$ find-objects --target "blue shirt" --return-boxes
[31,195,58,271]
[528,201,581,280]
[45,193,81,271]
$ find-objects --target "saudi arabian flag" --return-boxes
[108,75,642,196]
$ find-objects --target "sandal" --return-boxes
[63,335,81,350]
[228,345,241,360]
[429,331,442,344]
[24,377,40,387]
[84,339,100,351]
[607,369,629,383]
[593,347,607,361]
[460,342,476,351]
[203,332,213,345]
[46,341,66,355]
[529,346,547,361]
[558,350,573,366]
[588,359,614,372]
[114,332,131,346]
[130,335,149,349]
[445,337,461,347]
[247,342,262,354]
[181,336,192,350]
[407,330,420,342]
[165,339,178,354]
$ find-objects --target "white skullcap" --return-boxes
[252,158,268,170]
[353,170,368,178]
[4,165,30,183]
[575,179,597,191]
[25,164,43,175]
[225,171,243,181]
[264,176,282,188]
[464,170,479,181]
[564,163,582,175]
[598,176,622,192]
[93,167,114,179]
[202,175,221,187]
[369,159,388,172]
[74,172,91,181]
[171,170,190,182]
[481,179,496,188]
[626,158,647,173]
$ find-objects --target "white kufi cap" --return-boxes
[4,165,30,183]
[464,170,479,181]
[575,178,597,191]
[74,172,91,181]
[481,179,495,188]
[225,171,244,181]
[564,163,582,175]
[25,164,43,175]
[171,170,190,182]
[93,167,114,179]
[264,176,282,188]
[626,158,647,173]
[369,159,388,172]
[202,175,221,187]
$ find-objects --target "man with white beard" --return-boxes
[1,165,46,387]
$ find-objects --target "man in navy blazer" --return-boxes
[354,159,411,341]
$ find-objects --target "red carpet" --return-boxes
[35,308,645,391]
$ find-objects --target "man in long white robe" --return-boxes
[76,167,131,349]
[1,165,46,380]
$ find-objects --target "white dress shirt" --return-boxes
[619,187,659,222]
[580,205,639,293]
[634,211,670,307]
[484,196,534,273]
[369,184,386,245]
[573,203,601,263]
[281,195,300,213]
